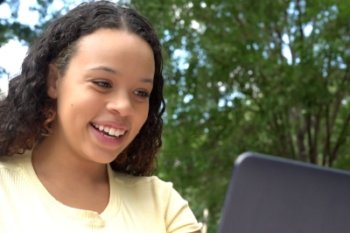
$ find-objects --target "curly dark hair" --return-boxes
[0,1,165,176]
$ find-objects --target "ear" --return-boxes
[47,64,60,99]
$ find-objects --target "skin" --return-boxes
[32,28,155,213]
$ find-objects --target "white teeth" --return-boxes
[109,128,115,135]
[93,123,126,137]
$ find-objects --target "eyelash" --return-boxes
[92,80,112,88]
[92,80,150,98]
[134,90,151,98]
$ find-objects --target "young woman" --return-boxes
[0,1,202,232]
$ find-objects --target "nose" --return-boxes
[106,91,133,116]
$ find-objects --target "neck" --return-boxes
[32,137,108,185]
[30,135,111,213]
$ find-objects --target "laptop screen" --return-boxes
[218,152,350,233]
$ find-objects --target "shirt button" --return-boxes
[82,212,106,228]
[88,217,105,228]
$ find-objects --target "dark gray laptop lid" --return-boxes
[218,152,350,233]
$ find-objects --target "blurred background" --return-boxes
[1,0,350,232]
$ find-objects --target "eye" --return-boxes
[92,80,112,89]
[134,89,151,99]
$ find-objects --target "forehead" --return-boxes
[67,28,155,79]
[76,28,152,55]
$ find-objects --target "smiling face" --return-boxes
[46,28,155,165]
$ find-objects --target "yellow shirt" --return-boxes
[0,154,202,233]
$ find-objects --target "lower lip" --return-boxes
[89,124,125,147]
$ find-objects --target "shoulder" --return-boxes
[111,172,172,186]
[109,171,185,213]
[0,154,28,171]
[109,172,203,233]
[110,172,174,198]
[0,153,30,180]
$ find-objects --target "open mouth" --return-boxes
[91,123,127,138]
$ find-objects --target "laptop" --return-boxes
[217,152,350,233]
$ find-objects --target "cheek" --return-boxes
[143,104,151,122]
[136,105,150,129]
[57,96,91,123]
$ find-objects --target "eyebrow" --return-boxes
[89,66,119,75]
[89,66,154,84]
